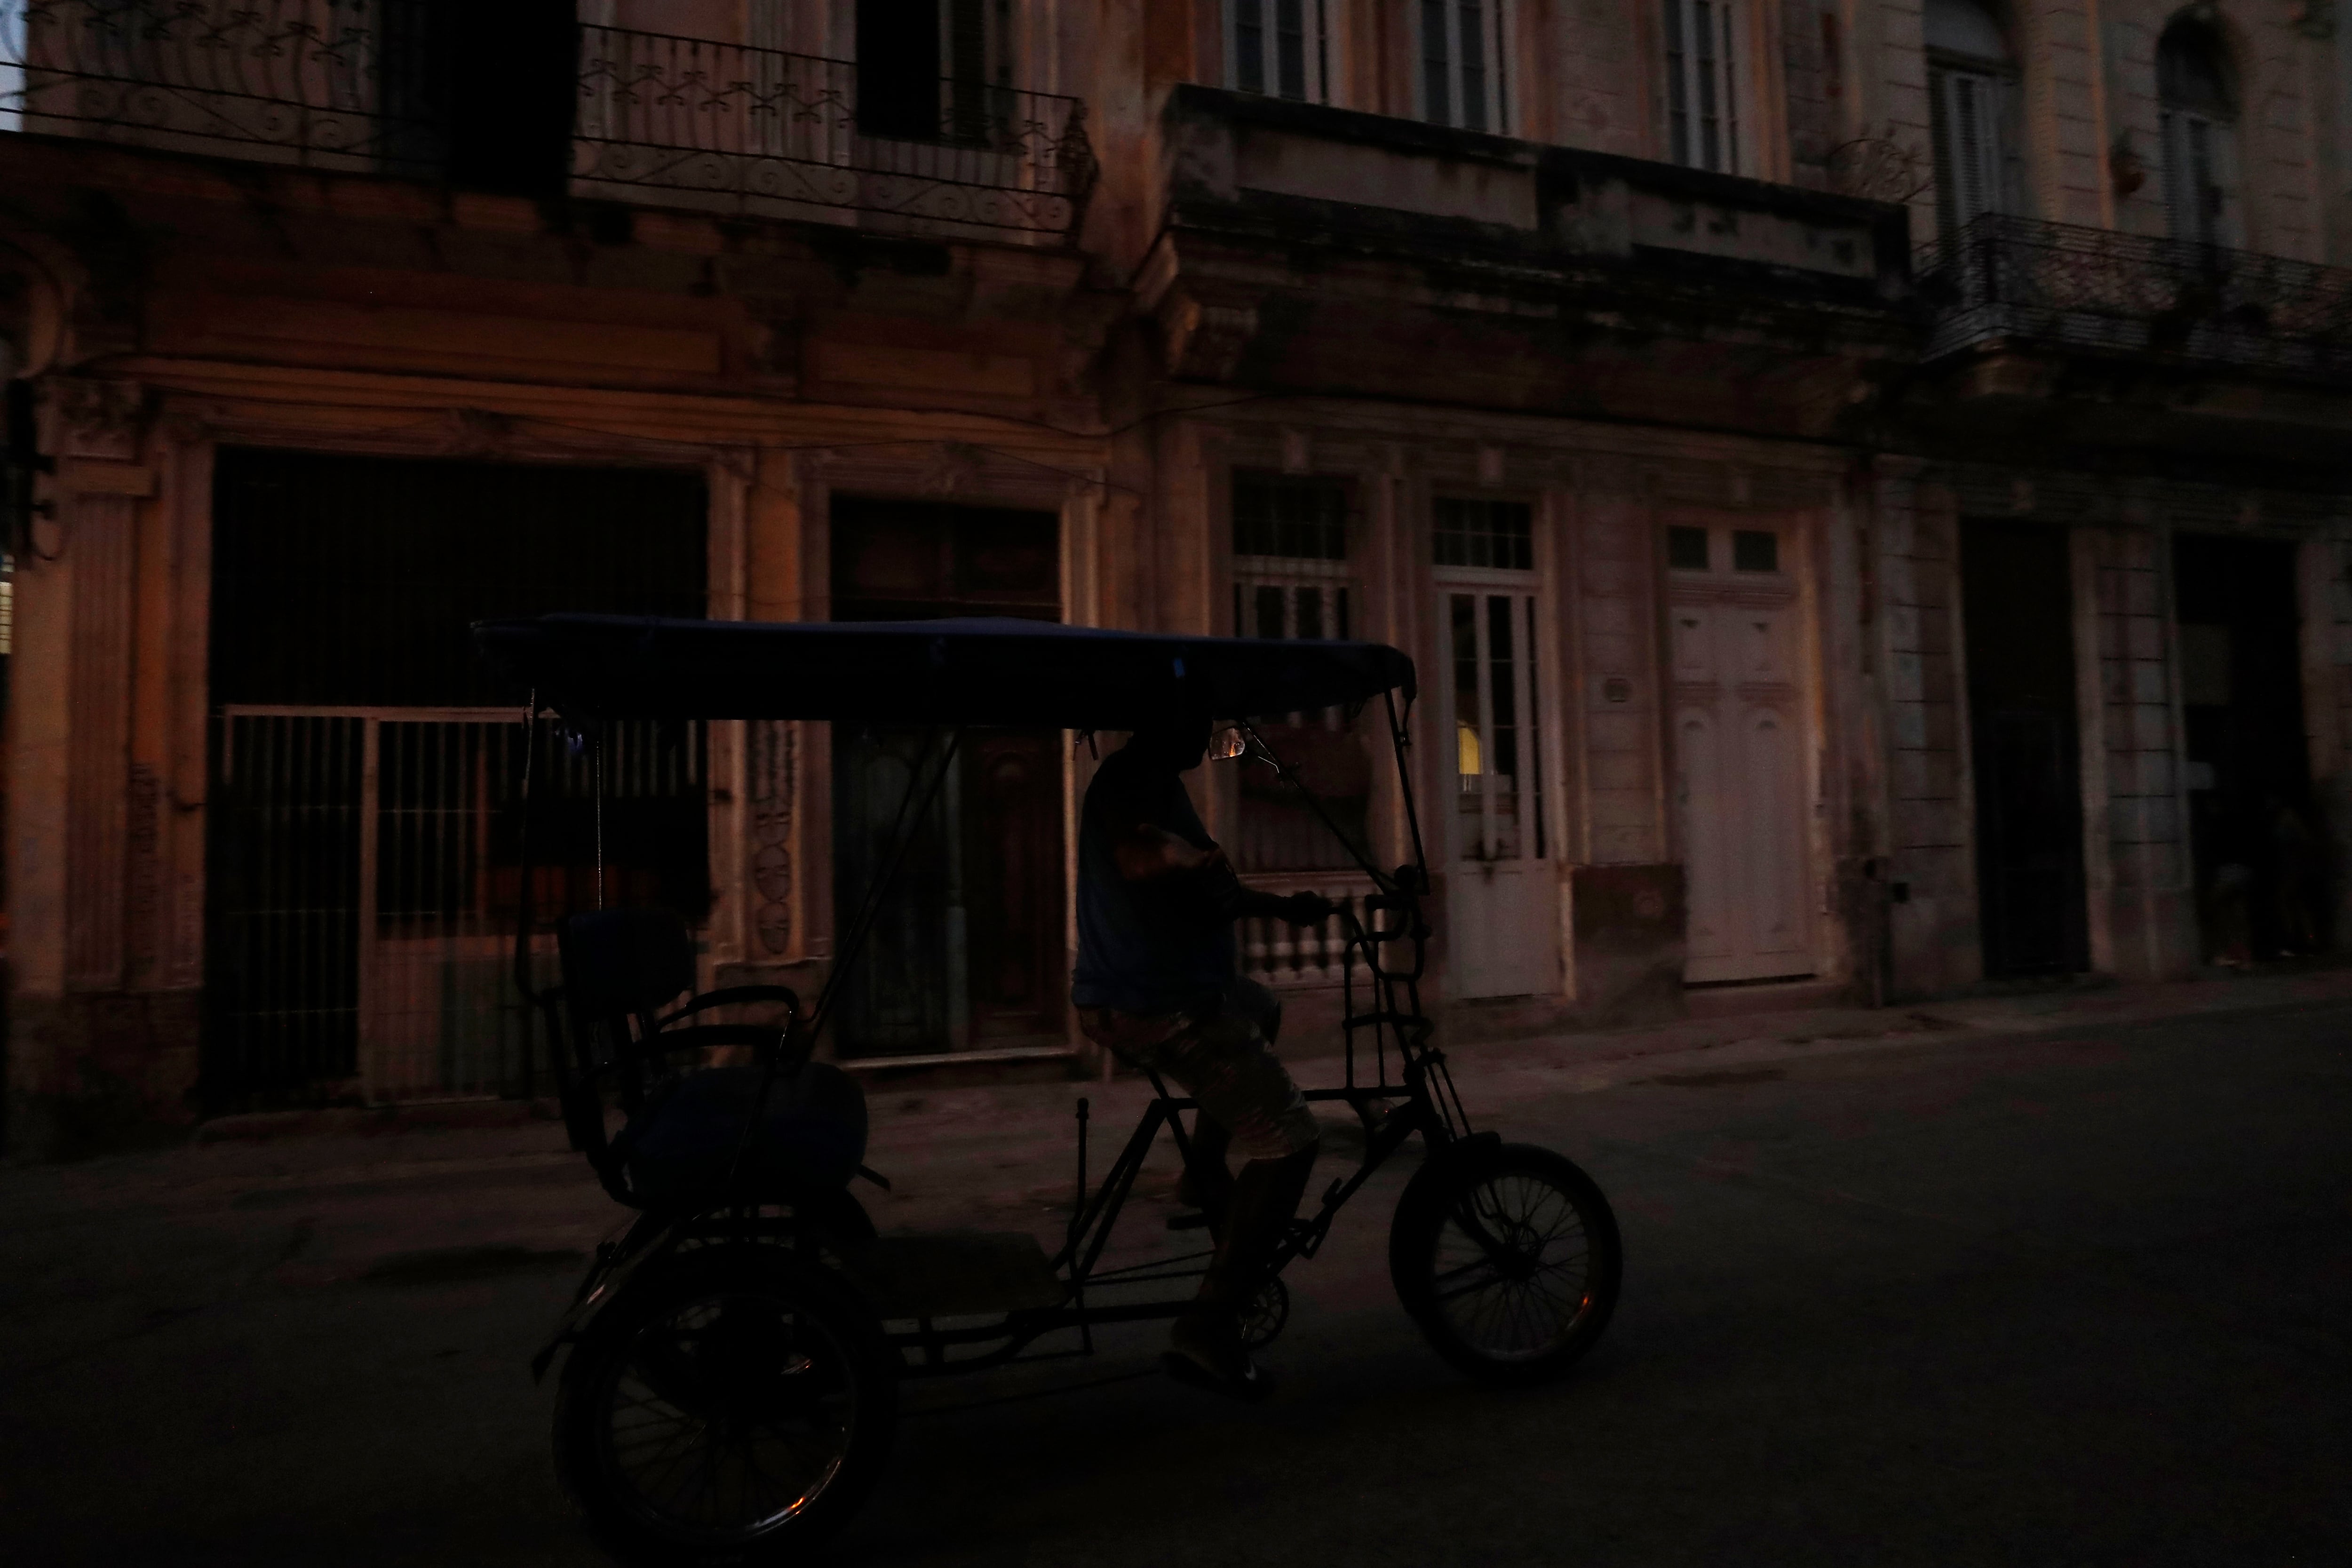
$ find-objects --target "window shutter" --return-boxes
[1422,0,1508,130]
[2161,108,2223,246]
[1232,0,1330,103]
[2202,116,2241,248]
[1931,65,2004,234]
[1234,0,1268,94]
[1664,0,1742,173]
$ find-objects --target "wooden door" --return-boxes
[963,732,1066,1042]
[1669,526,1815,984]
[827,496,1063,1054]
[1438,584,1557,997]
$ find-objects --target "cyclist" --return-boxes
[1072,709,1329,1399]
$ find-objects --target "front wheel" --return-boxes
[553,1245,897,1565]
[1390,1142,1621,1386]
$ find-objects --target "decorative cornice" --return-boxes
[1157,289,1260,382]
[43,377,147,462]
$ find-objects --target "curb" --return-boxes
[193,1098,566,1144]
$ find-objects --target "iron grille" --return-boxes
[204,708,707,1107]
[1917,213,2352,382]
[0,0,445,176]
[571,24,1097,241]
[0,8,1097,237]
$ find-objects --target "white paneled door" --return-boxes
[1440,584,1556,997]
[1668,529,1814,983]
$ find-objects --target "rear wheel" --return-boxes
[1389,1143,1621,1386]
[554,1246,897,1565]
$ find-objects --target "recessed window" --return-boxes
[1233,473,1348,560]
[1667,526,1710,570]
[1663,0,1747,173]
[1433,497,1534,571]
[1420,0,1512,132]
[1229,0,1333,103]
[1238,580,1351,641]
[1926,0,2016,238]
[1732,529,1779,572]
[2159,18,2240,248]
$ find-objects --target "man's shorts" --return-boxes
[1076,984,1319,1164]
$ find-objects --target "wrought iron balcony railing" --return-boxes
[0,0,442,175]
[0,5,1099,241]
[571,25,1096,242]
[1917,214,2352,382]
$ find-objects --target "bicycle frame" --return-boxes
[870,687,1491,1378]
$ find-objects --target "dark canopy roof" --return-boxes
[474,614,1416,727]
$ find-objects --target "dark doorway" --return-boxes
[2175,535,2317,963]
[830,497,1064,1056]
[379,0,576,196]
[1962,522,2091,977]
[203,451,708,1107]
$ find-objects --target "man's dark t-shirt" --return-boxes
[1071,744,1237,1015]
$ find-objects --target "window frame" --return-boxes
[2156,20,2242,250]
[1661,0,1749,175]
[1226,0,1335,105]
[1929,56,2014,236]
[1417,0,1515,135]
[1227,473,1365,874]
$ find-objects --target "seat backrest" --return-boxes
[552,907,697,1187]
[559,907,696,1020]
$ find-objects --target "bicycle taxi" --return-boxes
[474,612,1623,1566]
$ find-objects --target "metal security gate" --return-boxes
[201,447,711,1109]
[206,707,706,1105]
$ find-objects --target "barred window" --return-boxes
[1432,497,1534,571]
[1233,473,1349,561]
[1236,578,1352,643]
[1232,475,1364,870]
[1230,570,1371,870]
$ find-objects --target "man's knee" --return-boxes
[1248,1104,1319,1165]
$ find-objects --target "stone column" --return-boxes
[2078,523,2198,979]
[1878,466,1983,997]
[7,376,169,1154]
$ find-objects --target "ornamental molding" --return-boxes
[43,377,147,462]
[1157,288,1260,382]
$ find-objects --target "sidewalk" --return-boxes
[45,960,2352,1180]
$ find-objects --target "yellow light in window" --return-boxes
[1456,721,1482,778]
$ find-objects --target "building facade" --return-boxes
[1,0,2345,1152]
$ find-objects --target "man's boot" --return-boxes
[1164,1143,1317,1400]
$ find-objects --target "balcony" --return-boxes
[0,0,443,178]
[0,3,1097,243]
[572,25,1095,243]
[1143,86,1917,431]
[1918,215,2352,384]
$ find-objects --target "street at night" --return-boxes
[7,3,2352,1561]
[8,980,2347,1565]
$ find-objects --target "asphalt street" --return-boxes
[5,995,2348,1566]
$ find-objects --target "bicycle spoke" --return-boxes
[1426,1169,1602,1360]
[598,1285,860,1537]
